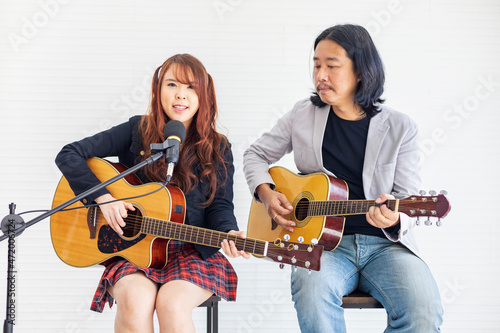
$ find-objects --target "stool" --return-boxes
[198,295,221,333]
[341,290,383,309]
[342,290,389,324]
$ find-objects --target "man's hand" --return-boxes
[366,193,400,228]
[256,183,295,232]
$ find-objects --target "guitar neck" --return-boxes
[141,217,268,256]
[309,199,399,217]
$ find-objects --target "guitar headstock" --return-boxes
[399,191,451,226]
[265,240,323,271]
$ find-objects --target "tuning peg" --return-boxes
[419,190,426,195]
[279,263,285,269]
[440,190,448,195]
[416,217,420,226]
[284,234,291,241]
[436,219,442,227]
[297,236,304,243]
[424,218,432,226]
[429,190,436,196]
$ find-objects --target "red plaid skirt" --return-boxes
[90,240,237,312]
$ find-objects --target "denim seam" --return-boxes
[341,268,359,296]
[360,270,397,321]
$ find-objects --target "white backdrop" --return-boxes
[1,0,499,332]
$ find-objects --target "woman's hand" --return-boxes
[95,193,135,235]
[256,184,295,232]
[221,230,251,259]
[366,193,400,228]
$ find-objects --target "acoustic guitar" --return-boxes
[247,166,451,251]
[50,158,323,271]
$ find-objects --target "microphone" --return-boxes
[162,120,186,183]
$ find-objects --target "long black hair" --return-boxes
[310,24,385,118]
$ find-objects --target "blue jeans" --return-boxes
[291,234,443,333]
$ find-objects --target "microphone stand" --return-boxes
[0,142,173,332]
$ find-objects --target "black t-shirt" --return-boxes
[322,108,385,237]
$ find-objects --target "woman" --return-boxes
[56,53,249,333]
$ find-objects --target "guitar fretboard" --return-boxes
[141,217,268,256]
[308,199,398,217]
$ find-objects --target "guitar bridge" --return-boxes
[87,206,99,239]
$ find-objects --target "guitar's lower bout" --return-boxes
[50,158,180,269]
[247,166,345,252]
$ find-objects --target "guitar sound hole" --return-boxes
[122,208,142,238]
[294,198,310,221]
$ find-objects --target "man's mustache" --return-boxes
[316,84,334,91]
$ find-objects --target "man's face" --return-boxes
[313,40,360,108]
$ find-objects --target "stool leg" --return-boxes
[213,300,218,333]
[206,302,213,333]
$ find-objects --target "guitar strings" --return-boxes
[291,198,430,216]
[90,211,319,268]
[96,213,316,255]
[293,198,429,207]
[116,214,269,252]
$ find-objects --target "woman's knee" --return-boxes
[115,298,156,332]
[155,280,212,330]
[111,273,158,331]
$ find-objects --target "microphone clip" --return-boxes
[150,137,181,156]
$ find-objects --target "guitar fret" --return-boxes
[349,201,354,213]
[154,217,159,236]
[208,230,215,247]
[174,222,181,240]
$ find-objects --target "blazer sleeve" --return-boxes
[55,117,138,204]
[382,117,421,242]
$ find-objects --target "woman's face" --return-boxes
[160,65,199,131]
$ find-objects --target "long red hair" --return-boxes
[139,54,228,206]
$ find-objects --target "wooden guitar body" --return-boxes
[247,167,347,251]
[50,158,184,268]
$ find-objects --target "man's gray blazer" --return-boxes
[243,98,423,257]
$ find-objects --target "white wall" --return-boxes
[1,0,499,332]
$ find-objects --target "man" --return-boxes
[243,24,443,332]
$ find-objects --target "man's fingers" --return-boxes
[273,214,295,232]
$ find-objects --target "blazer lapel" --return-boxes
[313,104,332,175]
[363,110,390,197]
